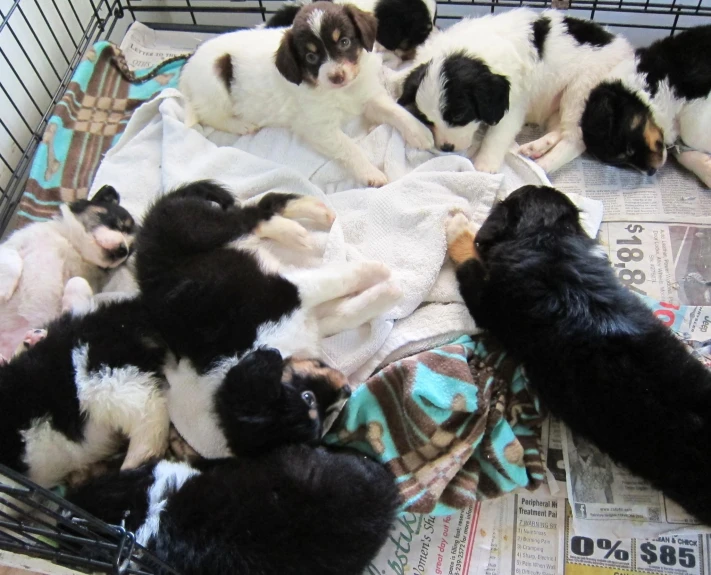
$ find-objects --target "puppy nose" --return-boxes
[339,385,352,398]
[441,143,455,152]
[646,168,657,177]
[116,244,128,258]
[329,73,345,85]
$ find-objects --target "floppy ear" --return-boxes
[345,5,378,52]
[397,62,429,107]
[222,347,285,407]
[275,30,302,85]
[469,71,510,126]
[91,185,120,205]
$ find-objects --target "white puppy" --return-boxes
[179,1,434,187]
[395,9,633,174]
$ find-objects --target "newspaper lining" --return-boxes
[119,21,711,575]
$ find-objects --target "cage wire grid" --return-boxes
[1,0,711,572]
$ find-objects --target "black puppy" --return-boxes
[447,185,711,524]
[67,445,400,575]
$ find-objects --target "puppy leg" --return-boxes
[675,150,711,189]
[474,105,527,174]
[255,216,313,250]
[535,138,586,174]
[62,277,94,316]
[316,280,403,336]
[295,127,388,188]
[121,389,170,470]
[12,329,48,358]
[280,197,335,229]
[364,94,435,150]
[446,213,479,265]
[284,261,391,309]
[447,214,487,318]
[218,116,262,137]
[518,110,562,160]
[0,247,23,302]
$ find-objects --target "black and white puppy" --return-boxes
[447,185,711,525]
[135,181,399,457]
[265,0,437,61]
[396,9,632,173]
[0,186,136,361]
[67,445,399,575]
[179,1,433,187]
[0,297,169,489]
[581,25,711,185]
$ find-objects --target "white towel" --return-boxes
[91,89,601,383]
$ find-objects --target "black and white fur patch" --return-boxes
[0,298,169,488]
[581,24,711,185]
[67,445,400,575]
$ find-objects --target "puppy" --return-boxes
[448,185,711,525]
[179,2,434,187]
[265,0,437,61]
[67,445,399,575]
[581,25,711,185]
[135,182,400,455]
[396,9,632,173]
[0,186,135,360]
[0,296,169,489]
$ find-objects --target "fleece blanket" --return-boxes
[326,333,546,515]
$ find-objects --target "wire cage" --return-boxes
[0,0,711,573]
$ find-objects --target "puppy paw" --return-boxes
[256,215,313,250]
[473,155,503,174]
[62,277,94,315]
[359,165,388,188]
[446,213,479,265]
[282,196,336,229]
[354,261,392,291]
[402,122,435,150]
[14,329,47,357]
[519,132,562,160]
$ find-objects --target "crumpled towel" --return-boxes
[325,334,546,515]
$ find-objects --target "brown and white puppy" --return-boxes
[179,1,434,187]
[0,186,135,360]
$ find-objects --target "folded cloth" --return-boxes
[17,42,183,228]
[325,334,546,515]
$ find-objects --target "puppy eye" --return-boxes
[339,37,351,49]
[305,52,319,64]
[301,391,316,408]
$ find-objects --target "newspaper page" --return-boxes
[118,21,213,69]
[518,125,711,224]
[541,417,568,497]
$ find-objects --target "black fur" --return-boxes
[214,351,350,454]
[532,16,551,58]
[67,445,400,575]
[454,185,711,525]
[581,80,665,175]
[562,16,613,47]
[397,62,433,126]
[440,53,510,126]
[637,25,711,100]
[0,299,165,480]
[265,4,303,28]
[135,181,302,374]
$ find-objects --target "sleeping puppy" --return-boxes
[67,445,399,575]
[447,185,711,525]
[265,0,437,61]
[581,25,711,186]
[396,9,632,173]
[179,1,434,187]
[135,181,400,456]
[0,186,135,361]
[0,297,169,489]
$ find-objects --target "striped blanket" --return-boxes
[326,334,546,515]
[17,42,183,228]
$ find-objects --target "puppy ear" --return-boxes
[275,30,302,85]
[92,185,120,205]
[397,62,429,106]
[222,347,285,407]
[345,5,378,52]
[469,71,510,126]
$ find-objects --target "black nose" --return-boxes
[441,143,454,152]
[340,385,352,398]
[115,245,128,258]
[646,168,657,177]
[329,73,345,85]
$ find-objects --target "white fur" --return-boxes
[179,26,434,186]
[400,9,634,173]
[0,207,130,359]
[136,460,200,546]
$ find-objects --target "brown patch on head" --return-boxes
[306,42,318,53]
[214,53,233,90]
[630,114,644,130]
[332,28,341,42]
[448,228,480,266]
[643,117,666,169]
[285,358,349,390]
[275,29,303,85]
[344,5,378,52]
